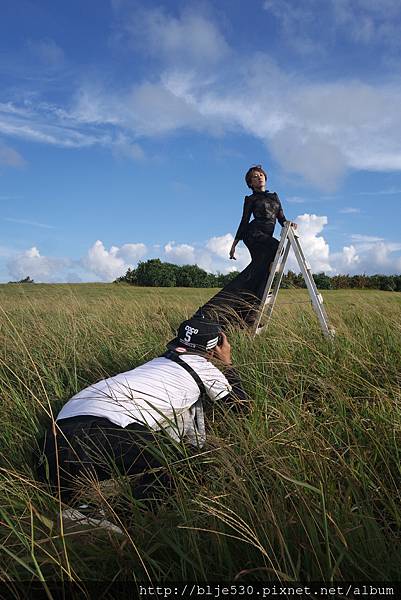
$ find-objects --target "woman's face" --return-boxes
[250,170,266,191]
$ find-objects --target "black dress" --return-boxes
[197,190,287,327]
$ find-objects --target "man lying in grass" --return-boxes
[38,314,246,527]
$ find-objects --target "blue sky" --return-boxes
[1,0,401,282]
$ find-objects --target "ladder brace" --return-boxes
[251,222,335,339]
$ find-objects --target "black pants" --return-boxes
[38,416,173,504]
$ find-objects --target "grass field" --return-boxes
[0,283,400,584]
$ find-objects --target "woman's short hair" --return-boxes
[245,165,268,189]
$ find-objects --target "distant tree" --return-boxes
[113,260,401,292]
[215,271,238,287]
[134,259,177,287]
[282,270,302,288]
[8,276,35,284]
[373,274,397,291]
[313,272,332,290]
[114,267,136,284]
[175,264,214,287]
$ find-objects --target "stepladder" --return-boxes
[251,222,335,339]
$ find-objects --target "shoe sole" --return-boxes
[61,507,123,534]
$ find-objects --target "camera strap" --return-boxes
[162,350,206,397]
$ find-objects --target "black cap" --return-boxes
[167,315,222,353]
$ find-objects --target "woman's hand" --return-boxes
[229,242,237,260]
[284,221,297,230]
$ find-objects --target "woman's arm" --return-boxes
[276,194,297,229]
[230,196,253,259]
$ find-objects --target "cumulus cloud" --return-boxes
[164,242,196,264]
[3,214,401,283]
[332,240,401,274]
[205,234,248,270]
[163,235,248,273]
[7,247,69,282]
[286,214,333,272]
[284,214,401,274]
[82,240,147,281]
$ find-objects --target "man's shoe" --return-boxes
[61,504,123,534]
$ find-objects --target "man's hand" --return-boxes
[288,221,297,229]
[213,332,232,366]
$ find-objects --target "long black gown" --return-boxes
[197,190,287,328]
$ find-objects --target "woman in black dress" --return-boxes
[198,165,295,328]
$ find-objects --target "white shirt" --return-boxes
[57,354,231,446]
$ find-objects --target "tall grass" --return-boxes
[0,284,400,583]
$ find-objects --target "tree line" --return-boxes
[115,259,401,291]
[284,271,401,291]
[114,259,239,288]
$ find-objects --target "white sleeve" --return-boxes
[197,362,232,401]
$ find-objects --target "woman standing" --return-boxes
[198,165,295,328]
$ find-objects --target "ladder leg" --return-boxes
[263,239,291,323]
[252,223,290,336]
[288,228,333,338]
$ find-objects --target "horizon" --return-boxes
[1,0,401,282]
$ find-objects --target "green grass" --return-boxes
[0,284,400,583]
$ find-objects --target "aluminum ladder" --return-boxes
[252,222,334,339]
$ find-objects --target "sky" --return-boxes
[1,0,401,283]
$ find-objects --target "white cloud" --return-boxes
[3,215,401,283]
[2,3,401,189]
[287,214,333,272]
[332,240,401,274]
[82,240,147,281]
[163,236,248,273]
[7,247,69,282]
[284,215,401,274]
[164,242,196,264]
[1,4,401,191]
[0,101,114,148]
[205,233,233,258]
[114,5,229,66]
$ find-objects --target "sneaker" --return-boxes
[61,504,123,534]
